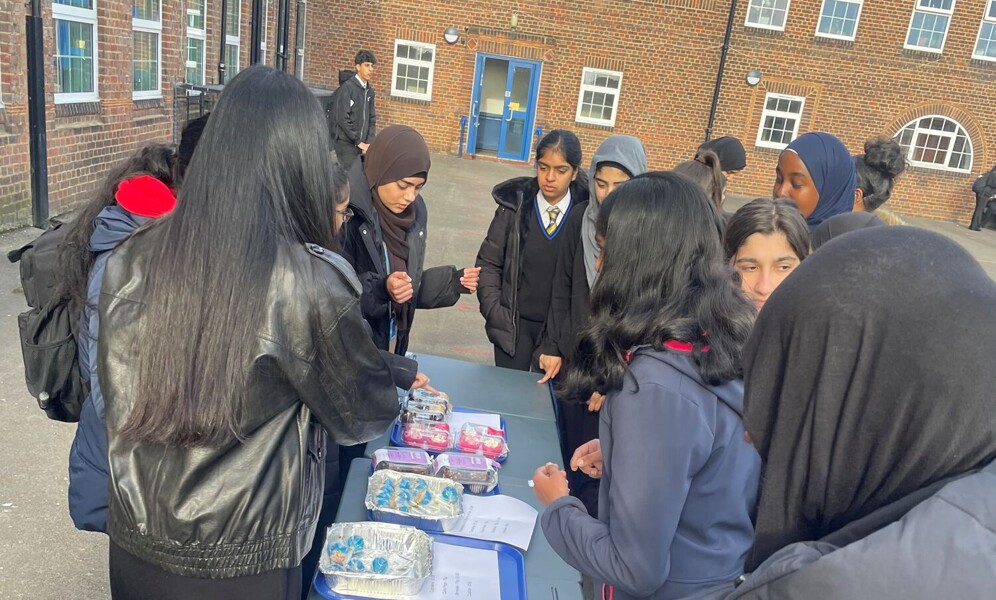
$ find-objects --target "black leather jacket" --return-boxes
[98,233,400,578]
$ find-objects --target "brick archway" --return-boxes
[886,103,987,171]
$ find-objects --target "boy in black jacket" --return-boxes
[332,50,377,169]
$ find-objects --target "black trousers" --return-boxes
[494,317,544,371]
[970,190,991,230]
[110,540,302,600]
[333,140,361,171]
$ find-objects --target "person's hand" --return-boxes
[586,391,605,412]
[537,354,562,384]
[411,373,438,394]
[358,142,370,154]
[532,463,569,506]
[386,271,414,304]
[570,439,603,479]
[459,266,481,293]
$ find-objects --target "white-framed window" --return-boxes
[745,0,791,31]
[905,0,955,53]
[575,68,622,127]
[132,0,161,99]
[894,115,973,172]
[224,0,240,83]
[972,0,996,60]
[816,0,863,40]
[756,93,805,149]
[391,40,435,101]
[53,0,99,104]
[185,0,206,85]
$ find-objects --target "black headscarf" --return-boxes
[810,211,885,250]
[363,125,431,332]
[742,226,996,570]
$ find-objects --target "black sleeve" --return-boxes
[367,90,377,141]
[416,266,462,310]
[379,350,417,390]
[334,85,361,145]
[476,207,510,326]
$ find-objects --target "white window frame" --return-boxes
[815,0,863,41]
[755,93,805,150]
[745,0,792,32]
[904,0,956,54]
[972,0,996,61]
[185,0,206,87]
[390,40,435,101]
[132,0,162,99]
[53,0,100,104]
[894,115,973,173]
[574,67,623,128]
[225,0,241,82]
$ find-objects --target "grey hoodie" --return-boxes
[541,347,761,600]
[582,135,648,287]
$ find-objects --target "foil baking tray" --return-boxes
[365,469,465,533]
[318,522,432,598]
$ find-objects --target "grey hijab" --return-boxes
[582,135,648,287]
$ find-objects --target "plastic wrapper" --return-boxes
[402,421,452,452]
[401,400,448,424]
[371,448,434,476]
[319,522,432,598]
[433,452,500,494]
[457,423,509,460]
[410,388,452,411]
[366,469,465,533]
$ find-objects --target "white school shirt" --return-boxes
[536,189,572,230]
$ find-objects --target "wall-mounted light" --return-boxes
[745,69,762,87]
[443,26,461,45]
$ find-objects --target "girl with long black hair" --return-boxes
[477,129,589,371]
[532,172,760,600]
[97,65,399,600]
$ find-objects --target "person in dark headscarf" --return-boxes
[340,125,480,358]
[773,132,856,231]
[691,227,996,600]
[698,135,747,175]
[810,211,885,250]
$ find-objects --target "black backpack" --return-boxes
[7,220,87,422]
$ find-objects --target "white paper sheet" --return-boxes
[448,494,538,551]
[414,542,501,599]
[448,410,503,432]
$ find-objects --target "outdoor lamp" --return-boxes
[746,69,762,87]
[444,27,461,45]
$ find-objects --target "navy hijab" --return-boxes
[785,132,857,231]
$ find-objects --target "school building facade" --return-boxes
[306,0,996,222]
[0,0,994,229]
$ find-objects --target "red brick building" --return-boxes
[306,0,996,222]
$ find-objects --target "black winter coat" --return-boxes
[340,161,464,356]
[475,176,589,357]
[99,232,400,578]
[972,167,996,198]
[332,75,376,145]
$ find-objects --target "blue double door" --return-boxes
[467,55,541,162]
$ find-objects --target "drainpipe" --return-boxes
[294,0,306,79]
[705,0,738,143]
[26,0,49,227]
[218,0,228,83]
[250,0,263,64]
[275,0,289,71]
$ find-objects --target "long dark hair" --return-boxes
[724,198,810,261]
[562,172,755,401]
[855,136,908,211]
[674,149,727,211]
[535,129,588,188]
[120,65,339,447]
[58,143,177,315]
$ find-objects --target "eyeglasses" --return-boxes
[337,206,354,224]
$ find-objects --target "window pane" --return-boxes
[583,71,595,86]
[818,0,859,37]
[133,31,158,92]
[55,19,95,94]
[908,11,948,49]
[225,43,239,83]
[186,37,204,84]
[225,0,239,36]
[766,96,778,110]
[975,22,996,57]
[133,0,159,21]
[396,44,407,59]
[56,0,93,8]
[989,0,996,19]
[920,0,952,10]
[187,0,204,29]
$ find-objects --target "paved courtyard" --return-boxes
[0,153,993,598]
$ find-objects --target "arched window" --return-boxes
[894,116,973,173]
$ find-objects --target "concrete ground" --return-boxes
[1,153,994,598]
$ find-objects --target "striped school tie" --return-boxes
[546,206,561,235]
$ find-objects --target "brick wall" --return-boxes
[0,0,32,229]
[303,0,995,222]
